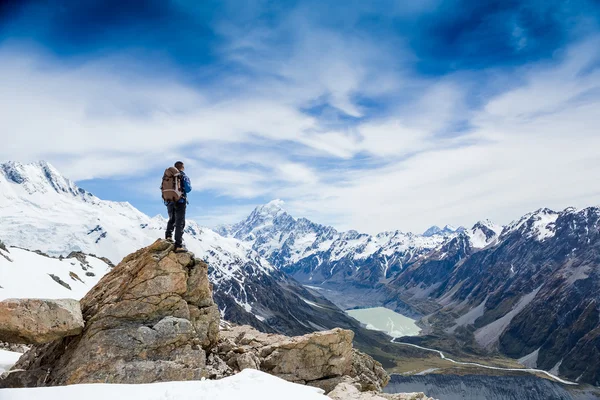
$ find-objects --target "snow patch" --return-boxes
[474,286,542,349]
[518,348,540,369]
[300,298,325,309]
[0,350,23,374]
[447,297,488,333]
[0,369,329,400]
[0,248,111,300]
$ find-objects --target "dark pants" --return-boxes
[166,201,186,247]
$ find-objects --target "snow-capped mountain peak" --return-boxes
[219,202,452,283]
[1,161,92,202]
[466,219,503,249]
[422,225,442,236]
[257,199,286,215]
[502,207,561,241]
[423,224,459,237]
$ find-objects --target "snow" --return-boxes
[447,297,488,333]
[518,348,540,369]
[218,199,448,281]
[0,247,111,300]
[503,208,560,242]
[0,350,22,374]
[474,286,542,349]
[0,369,330,400]
[301,298,325,309]
[533,211,559,240]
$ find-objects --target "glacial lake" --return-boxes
[346,307,421,338]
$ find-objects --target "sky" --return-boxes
[1,0,600,234]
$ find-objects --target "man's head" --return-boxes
[174,161,185,171]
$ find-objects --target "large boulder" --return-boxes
[217,324,389,391]
[1,240,220,387]
[328,382,435,400]
[0,299,83,344]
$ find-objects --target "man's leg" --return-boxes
[174,202,187,248]
[165,202,175,240]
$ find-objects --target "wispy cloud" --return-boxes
[1,1,599,233]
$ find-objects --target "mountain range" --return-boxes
[219,199,600,386]
[0,161,376,339]
[2,160,599,386]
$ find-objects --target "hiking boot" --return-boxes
[174,246,187,253]
[165,237,174,243]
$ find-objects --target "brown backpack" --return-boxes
[161,167,183,202]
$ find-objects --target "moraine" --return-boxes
[346,306,421,338]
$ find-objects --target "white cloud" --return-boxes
[274,38,600,233]
[1,26,599,236]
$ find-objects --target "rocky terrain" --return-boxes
[386,374,600,400]
[390,207,600,386]
[0,240,433,400]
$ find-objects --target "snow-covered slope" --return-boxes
[464,219,503,249]
[501,208,561,242]
[0,161,156,263]
[0,245,111,300]
[0,368,330,400]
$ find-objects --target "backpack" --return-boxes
[161,167,183,202]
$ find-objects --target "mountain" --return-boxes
[221,200,600,386]
[389,207,600,386]
[219,200,449,285]
[0,161,372,337]
[218,200,503,312]
[423,224,462,237]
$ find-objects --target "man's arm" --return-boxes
[182,173,192,193]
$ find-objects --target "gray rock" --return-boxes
[329,382,435,400]
[0,298,83,344]
[217,324,389,390]
[1,240,220,387]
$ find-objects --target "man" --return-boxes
[164,161,192,252]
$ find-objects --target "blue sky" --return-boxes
[1,0,600,233]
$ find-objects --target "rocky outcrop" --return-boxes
[329,381,434,400]
[216,324,389,391]
[0,240,432,399]
[0,298,83,344]
[1,240,220,387]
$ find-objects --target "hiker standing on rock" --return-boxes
[161,161,192,252]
